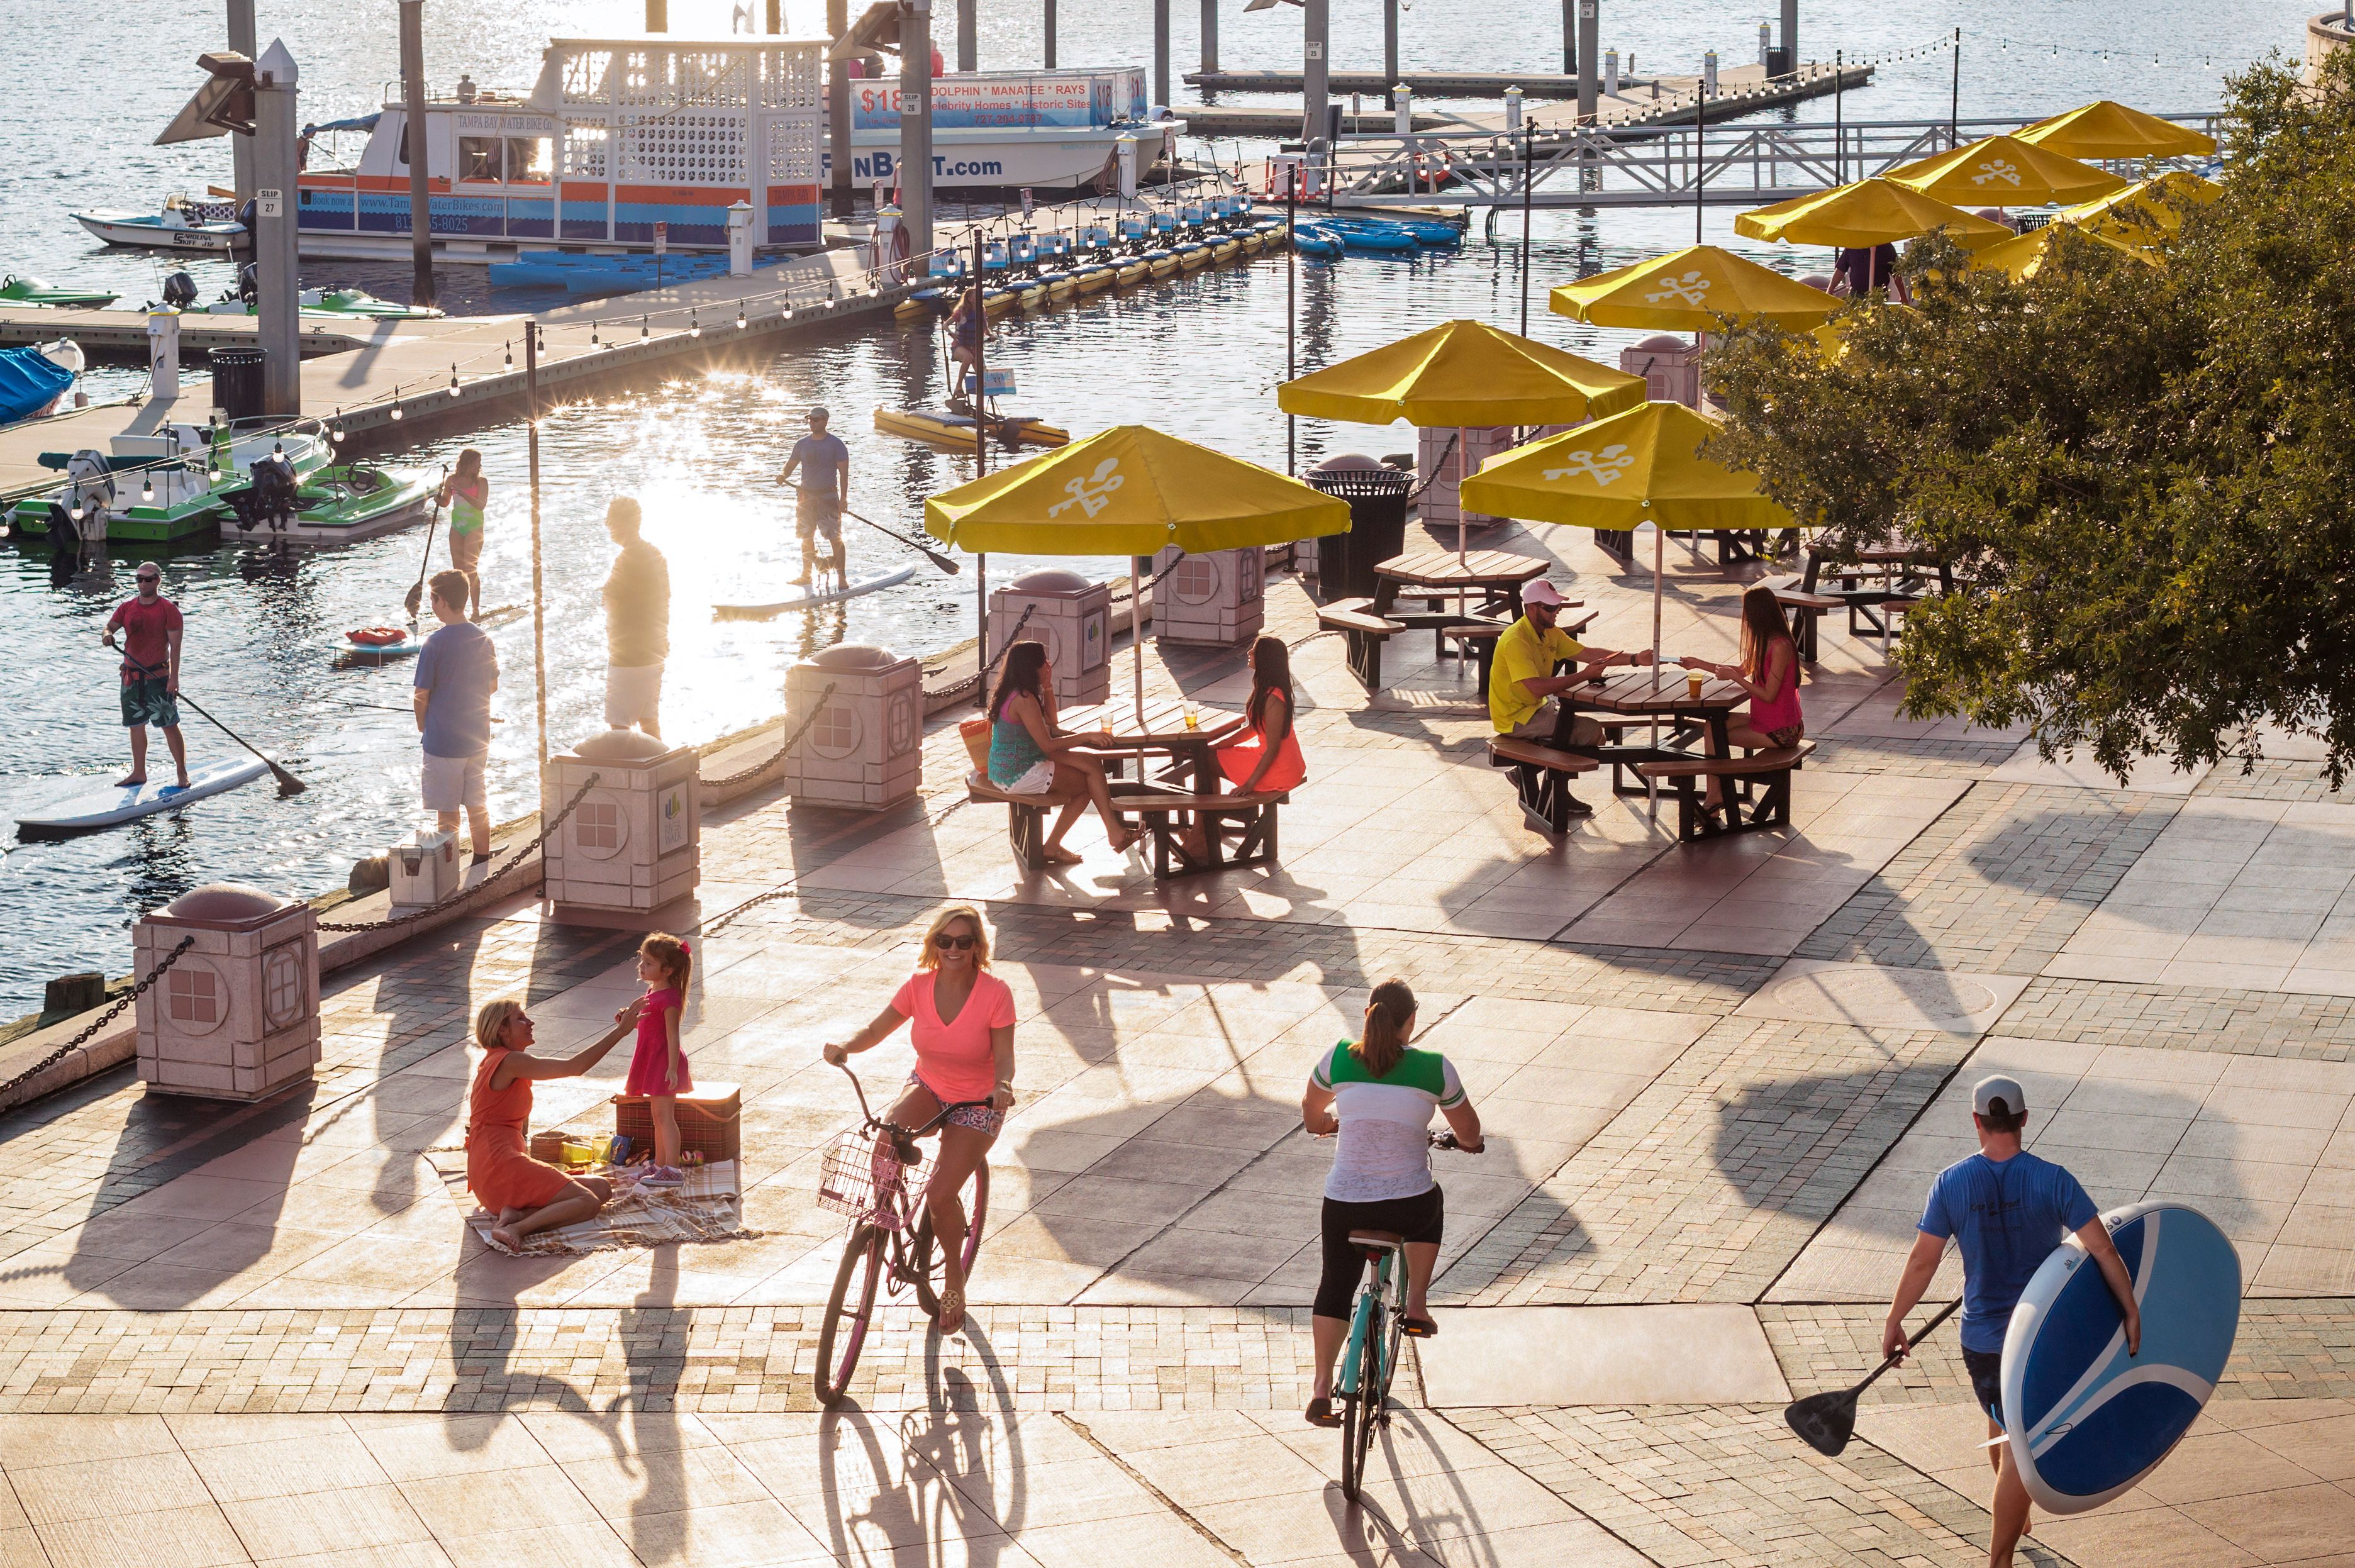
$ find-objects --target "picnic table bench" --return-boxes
[1635,740,1816,842]
[1487,736,1603,835]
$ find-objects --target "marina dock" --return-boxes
[0,310,386,360]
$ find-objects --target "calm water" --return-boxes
[0,0,2297,1016]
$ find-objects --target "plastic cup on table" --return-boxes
[1686,668,1706,700]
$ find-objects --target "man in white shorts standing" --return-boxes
[413,569,499,862]
[601,497,669,740]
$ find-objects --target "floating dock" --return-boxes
[0,310,394,360]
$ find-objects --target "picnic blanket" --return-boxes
[426,1150,757,1257]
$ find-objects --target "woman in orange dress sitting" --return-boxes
[1203,636,1306,796]
[466,996,643,1251]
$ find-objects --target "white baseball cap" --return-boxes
[1973,1074,2027,1120]
[1523,580,1566,607]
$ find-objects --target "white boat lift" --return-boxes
[1313,110,2224,211]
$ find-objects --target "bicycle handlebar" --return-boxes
[1430,1131,1485,1154]
[831,1059,993,1138]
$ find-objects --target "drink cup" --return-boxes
[1183,705,1198,730]
[1686,667,1706,699]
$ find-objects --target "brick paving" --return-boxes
[1811,735,2027,779]
[2195,758,2355,804]
[1442,1019,1974,1307]
[1796,782,2177,976]
[1449,1404,2059,1568]
[1995,978,2355,1061]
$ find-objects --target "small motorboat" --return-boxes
[1041,269,1077,300]
[221,460,438,545]
[1115,257,1150,285]
[73,196,243,252]
[0,274,119,309]
[5,418,333,543]
[1074,264,1117,294]
[873,405,1069,452]
[1145,249,1180,278]
[206,282,444,320]
[896,286,958,321]
[1175,241,1212,270]
[1210,236,1243,263]
[0,343,77,425]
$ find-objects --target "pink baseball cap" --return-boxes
[1523,580,1566,607]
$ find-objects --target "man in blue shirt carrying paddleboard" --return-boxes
[1883,1074,2142,1565]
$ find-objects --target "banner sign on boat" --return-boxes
[1999,1201,2241,1516]
[855,70,1141,131]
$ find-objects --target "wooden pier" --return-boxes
[0,311,381,361]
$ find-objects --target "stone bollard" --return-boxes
[135,882,319,1101]
[779,643,924,810]
[1150,545,1265,647]
[1622,333,1701,408]
[1417,425,1518,535]
[990,569,1113,704]
[542,729,701,927]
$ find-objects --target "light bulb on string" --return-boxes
[737,305,747,329]
[331,408,345,442]
[448,365,461,397]
[690,309,701,337]
[641,316,650,342]
[141,474,154,503]
[503,342,513,370]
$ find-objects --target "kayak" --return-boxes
[713,563,921,620]
[873,406,1069,451]
[17,757,270,837]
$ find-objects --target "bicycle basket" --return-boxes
[816,1125,927,1226]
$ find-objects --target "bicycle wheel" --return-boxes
[1339,1296,1384,1503]
[814,1223,883,1408]
[910,1160,990,1319]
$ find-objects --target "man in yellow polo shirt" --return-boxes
[1490,581,1652,813]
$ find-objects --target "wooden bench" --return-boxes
[1111,786,1288,878]
[1487,735,1603,835]
[967,777,1057,869]
[1634,740,1815,842]
[1318,598,1405,691]
[1759,575,1846,662]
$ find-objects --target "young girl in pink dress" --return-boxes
[626,933,692,1186]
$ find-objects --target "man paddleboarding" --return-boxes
[777,406,850,587]
[101,561,188,789]
[1883,1074,2142,1567]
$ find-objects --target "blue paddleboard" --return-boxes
[2000,1201,2241,1515]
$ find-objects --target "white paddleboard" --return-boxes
[17,757,272,835]
[715,564,920,620]
[333,604,526,661]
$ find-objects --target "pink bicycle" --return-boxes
[811,1062,991,1406]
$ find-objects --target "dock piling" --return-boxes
[828,0,852,220]
[1200,0,1216,75]
[1781,0,1797,75]
[1384,0,1397,108]
[900,0,935,256]
[1154,0,1170,108]
[396,0,435,312]
[957,0,976,75]
[1302,0,1330,143]
[1045,0,1057,69]
[1576,0,1598,120]
[226,0,256,203]
[253,40,301,416]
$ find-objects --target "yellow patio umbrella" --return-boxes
[1808,303,1917,362]
[1461,401,1793,815]
[2056,170,2222,250]
[1735,179,2017,251]
[2015,101,2219,160]
[1277,318,1645,565]
[1885,134,2129,208]
[925,425,1348,719]
[1550,244,1839,333]
[1967,221,2161,282]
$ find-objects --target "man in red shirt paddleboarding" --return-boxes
[100,561,187,789]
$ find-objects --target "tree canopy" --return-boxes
[1705,51,2355,781]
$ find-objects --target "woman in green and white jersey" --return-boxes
[1300,977,1484,1428]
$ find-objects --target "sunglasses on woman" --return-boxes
[933,933,976,950]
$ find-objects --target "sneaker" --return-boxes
[640,1165,684,1188]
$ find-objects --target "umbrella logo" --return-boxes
[1049,457,1125,518]
[1971,157,2023,187]
[1544,444,1635,486]
[1644,269,1712,307]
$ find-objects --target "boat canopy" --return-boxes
[0,346,74,426]
[301,112,382,138]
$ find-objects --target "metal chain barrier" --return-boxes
[933,604,1034,703]
[704,682,840,792]
[0,935,195,1103]
[318,772,604,934]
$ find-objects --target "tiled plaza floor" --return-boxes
[1,517,2351,1564]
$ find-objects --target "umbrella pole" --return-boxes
[1457,425,1469,573]
[1133,557,1146,725]
[1649,513,1663,823]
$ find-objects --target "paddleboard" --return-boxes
[714,564,920,620]
[17,757,272,835]
[333,604,525,661]
[2000,1200,2241,1516]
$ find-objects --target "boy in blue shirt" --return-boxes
[1883,1074,2141,1567]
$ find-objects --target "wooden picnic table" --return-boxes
[1050,697,1289,877]
[1371,548,1552,620]
[1054,697,1222,791]
[1554,668,1750,796]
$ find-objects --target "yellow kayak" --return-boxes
[1116,258,1150,285]
[873,405,1070,452]
[1016,281,1049,309]
[1176,243,1212,270]
[1075,265,1116,294]
[1045,274,1078,300]
[1147,252,1180,278]
[1239,231,1265,254]
[1211,237,1242,263]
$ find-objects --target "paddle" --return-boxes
[402,464,454,621]
[102,640,309,796]
[1784,1298,1961,1457]
[776,474,959,574]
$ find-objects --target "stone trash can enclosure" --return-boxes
[780,643,923,811]
[1150,545,1265,647]
[542,728,701,926]
[135,882,320,1101]
[989,568,1111,705]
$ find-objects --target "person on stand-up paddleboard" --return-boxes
[102,562,188,789]
[1883,1074,2142,1568]
[414,570,499,864]
[438,447,489,620]
[776,406,850,587]
[601,498,667,741]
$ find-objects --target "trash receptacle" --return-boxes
[209,347,265,421]
[1304,454,1412,604]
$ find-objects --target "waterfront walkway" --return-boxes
[0,513,2349,1567]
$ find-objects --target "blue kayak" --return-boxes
[1293,229,1346,259]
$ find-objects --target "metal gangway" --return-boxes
[1314,111,2225,211]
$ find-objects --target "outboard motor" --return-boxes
[60,448,114,550]
[237,262,260,305]
[160,270,197,309]
[231,448,299,535]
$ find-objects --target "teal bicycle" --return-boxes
[1335,1130,1477,1502]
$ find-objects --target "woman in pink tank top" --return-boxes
[1677,585,1804,815]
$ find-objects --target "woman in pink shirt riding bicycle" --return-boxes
[823,904,1017,1334]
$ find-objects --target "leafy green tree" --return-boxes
[1706,50,2355,781]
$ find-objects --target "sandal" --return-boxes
[936,1286,966,1335]
[1401,1314,1439,1338]
[1305,1396,1342,1428]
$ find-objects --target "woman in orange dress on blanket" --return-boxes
[466,996,643,1250]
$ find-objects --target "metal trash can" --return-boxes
[1304,455,1412,604]
[209,347,266,421]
